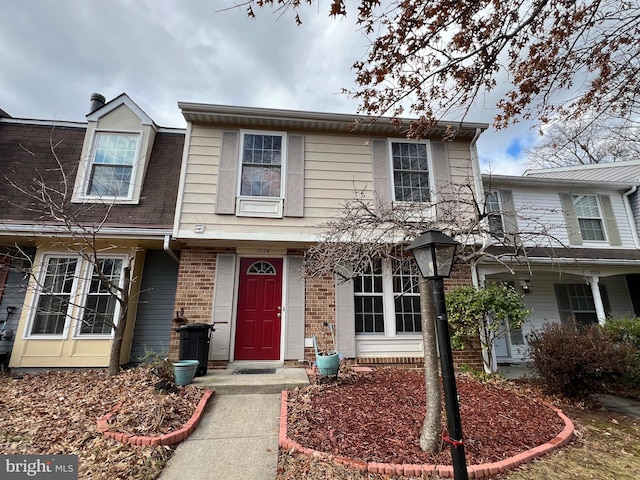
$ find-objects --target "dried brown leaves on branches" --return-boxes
[246,1,640,133]
[302,177,566,282]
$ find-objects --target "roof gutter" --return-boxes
[163,234,180,264]
[623,185,640,249]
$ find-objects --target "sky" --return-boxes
[0,0,538,175]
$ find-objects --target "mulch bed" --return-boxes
[0,367,204,479]
[286,368,566,465]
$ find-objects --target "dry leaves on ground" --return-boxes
[0,367,205,480]
[287,368,565,466]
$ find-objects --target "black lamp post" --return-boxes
[407,229,468,480]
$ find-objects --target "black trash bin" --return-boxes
[175,323,215,376]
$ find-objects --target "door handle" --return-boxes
[277,313,281,317]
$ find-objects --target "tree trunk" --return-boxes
[108,265,131,376]
[419,276,442,452]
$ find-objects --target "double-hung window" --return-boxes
[28,255,125,338]
[573,194,605,241]
[555,283,610,326]
[486,191,504,235]
[86,132,140,199]
[391,141,431,203]
[235,131,286,218]
[79,258,124,336]
[240,133,283,198]
[354,258,422,335]
[30,257,79,336]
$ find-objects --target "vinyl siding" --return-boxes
[176,127,474,240]
[0,265,31,357]
[510,187,635,248]
[130,250,179,362]
[483,271,636,360]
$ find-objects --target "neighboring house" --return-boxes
[478,173,640,363]
[170,102,488,365]
[0,94,184,369]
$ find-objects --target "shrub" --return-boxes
[447,283,529,372]
[604,316,640,349]
[527,319,637,400]
[604,316,640,386]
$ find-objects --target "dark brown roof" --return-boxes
[0,121,184,228]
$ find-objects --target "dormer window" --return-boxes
[86,132,140,199]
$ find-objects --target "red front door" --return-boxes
[234,258,283,360]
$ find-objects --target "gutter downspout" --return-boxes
[623,185,640,249]
[469,128,487,283]
[163,234,180,264]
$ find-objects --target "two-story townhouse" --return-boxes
[170,103,488,367]
[524,160,640,315]
[477,174,640,364]
[0,94,184,370]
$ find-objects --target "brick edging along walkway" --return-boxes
[97,389,214,446]
[279,390,574,479]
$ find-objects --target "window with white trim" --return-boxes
[486,191,504,235]
[240,133,284,198]
[78,258,124,335]
[391,141,431,202]
[28,255,126,337]
[354,258,422,335]
[30,257,79,335]
[573,194,605,241]
[85,132,140,199]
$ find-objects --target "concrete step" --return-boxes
[191,364,310,394]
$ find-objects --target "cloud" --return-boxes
[0,0,544,180]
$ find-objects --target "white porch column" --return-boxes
[588,276,607,326]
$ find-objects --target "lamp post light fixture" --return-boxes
[407,229,468,480]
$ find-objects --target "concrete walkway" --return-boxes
[499,363,640,419]
[159,393,281,480]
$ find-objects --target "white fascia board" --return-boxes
[0,223,172,240]
[176,229,320,243]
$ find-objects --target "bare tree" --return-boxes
[4,137,136,376]
[525,115,640,170]
[242,1,640,134]
[301,175,565,450]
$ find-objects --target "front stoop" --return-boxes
[279,390,575,479]
[191,364,310,394]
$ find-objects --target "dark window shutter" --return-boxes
[215,131,239,215]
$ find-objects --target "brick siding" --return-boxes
[169,247,227,359]
[303,274,336,361]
